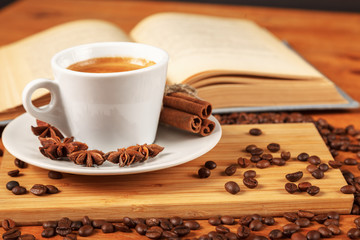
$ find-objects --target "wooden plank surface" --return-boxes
[0,123,353,224]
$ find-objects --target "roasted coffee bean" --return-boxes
[101,222,114,233]
[133,218,145,225]
[199,234,211,240]
[327,211,340,220]
[237,157,250,168]
[163,231,178,238]
[169,216,183,226]
[318,226,332,238]
[269,229,283,239]
[295,218,310,228]
[198,167,211,178]
[18,234,36,240]
[285,182,298,194]
[14,158,27,168]
[238,216,252,226]
[48,170,63,179]
[45,184,59,194]
[2,219,16,231]
[341,184,356,194]
[70,221,82,231]
[6,181,19,190]
[306,165,318,173]
[256,160,270,169]
[63,233,77,240]
[43,221,57,229]
[225,232,238,240]
[220,215,234,225]
[267,143,280,152]
[312,214,328,224]
[327,224,341,235]
[352,203,360,215]
[282,223,300,236]
[345,158,358,165]
[355,217,360,225]
[2,228,21,240]
[216,225,230,234]
[281,151,291,160]
[286,171,303,182]
[135,223,148,235]
[244,170,256,178]
[272,158,286,166]
[328,160,342,168]
[297,152,309,161]
[249,128,262,136]
[291,232,307,240]
[283,212,298,222]
[245,144,257,153]
[159,219,173,231]
[184,220,200,230]
[330,149,339,157]
[251,214,262,221]
[173,225,190,236]
[225,164,237,176]
[11,185,26,195]
[308,155,321,165]
[307,185,320,196]
[237,225,251,239]
[225,181,240,194]
[92,219,106,228]
[41,227,55,238]
[307,230,321,240]
[249,219,262,231]
[348,228,360,239]
[311,169,324,179]
[318,163,329,172]
[113,223,132,232]
[208,216,221,226]
[298,182,312,192]
[253,236,268,240]
[57,217,72,236]
[261,153,273,161]
[243,177,258,188]
[251,148,264,156]
[78,225,93,237]
[297,210,314,219]
[208,231,221,239]
[262,216,275,226]
[7,169,20,177]
[82,216,91,226]
[146,218,160,227]
[30,184,47,196]
[205,161,217,170]
[324,219,339,226]
[251,155,262,163]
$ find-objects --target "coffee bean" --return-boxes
[307,186,320,196]
[82,216,91,226]
[297,210,314,219]
[205,161,217,170]
[345,158,358,165]
[225,232,238,240]
[285,183,298,194]
[225,181,240,194]
[3,228,21,240]
[312,214,328,224]
[41,227,55,238]
[30,184,47,196]
[78,225,93,237]
[43,221,57,229]
[173,225,190,236]
[208,231,222,239]
[6,181,19,190]
[251,148,264,156]
[324,219,339,226]
[169,216,183,226]
[251,155,262,163]
[63,233,77,240]
[283,212,298,222]
[243,177,258,189]
[48,170,63,179]
[251,214,262,221]
[297,152,309,161]
[147,226,164,239]
[282,223,300,237]
[70,221,82,231]
[237,157,250,168]
[272,158,286,166]
[267,143,280,152]
[298,182,312,192]
[208,217,221,226]
[286,171,303,182]
[253,236,268,240]
[307,230,321,240]
[245,144,257,153]
[163,231,178,238]
[262,216,275,226]
[159,219,172,231]
[45,185,59,194]
[306,165,318,173]
[18,234,36,240]
[261,153,273,161]
[218,216,233,225]
[355,216,360,225]
[198,167,211,178]
[133,217,145,225]
[244,170,256,178]
[249,128,262,136]
[2,219,16,231]
[341,184,356,194]
[295,218,310,228]
[146,218,160,227]
[101,222,114,233]
[225,164,237,176]
[199,234,211,240]
[291,232,307,240]
[7,169,20,177]
[269,229,283,239]
[256,160,270,169]
[327,224,341,235]
[135,223,148,235]
[280,151,291,161]
[184,220,200,230]
[215,224,230,234]
[307,155,321,165]
[249,219,262,231]
[328,160,342,168]
[92,219,106,228]
[318,226,332,238]
[57,217,72,236]
[113,223,132,232]
[239,215,253,226]
[11,186,26,195]
[14,158,27,168]
[348,228,360,239]
[311,169,324,179]
[237,225,250,239]
[318,163,329,172]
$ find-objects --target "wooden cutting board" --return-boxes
[0,123,353,224]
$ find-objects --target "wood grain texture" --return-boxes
[0,123,352,224]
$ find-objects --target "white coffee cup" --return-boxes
[22,42,169,152]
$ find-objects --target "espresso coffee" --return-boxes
[67,57,156,73]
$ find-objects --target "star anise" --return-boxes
[39,136,88,160]
[68,150,105,167]
[127,144,164,158]
[31,119,64,139]
[105,148,145,167]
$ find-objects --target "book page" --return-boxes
[130,13,324,84]
[0,19,131,113]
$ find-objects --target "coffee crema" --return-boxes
[67,57,156,73]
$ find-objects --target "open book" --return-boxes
[0,12,357,122]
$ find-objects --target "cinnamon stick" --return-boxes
[164,92,212,119]
[160,107,202,133]
[200,118,216,136]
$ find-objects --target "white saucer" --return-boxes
[2,113,222,175]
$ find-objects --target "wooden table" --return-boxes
[0,0,360,239]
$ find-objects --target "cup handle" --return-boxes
[22,78,71,137]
